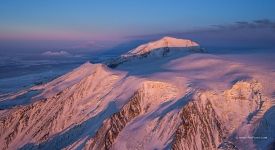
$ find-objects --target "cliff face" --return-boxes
[85,91,143,150]
[84,81,179,150]
[171,81,268,150]
[171,98,224,150]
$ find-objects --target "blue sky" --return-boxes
[0,0,275,53]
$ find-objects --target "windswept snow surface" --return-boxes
[123,36,199,57]
[0,37,274,150]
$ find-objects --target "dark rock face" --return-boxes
[85,91,143,150]
[106,46,204,68]
[218,141,239,150]
[171,98,224,150]
[0,96,60,150]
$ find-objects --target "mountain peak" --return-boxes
[123,36,199,57]
[161,36,177,40]
[107,36,201,68]
[160,36,184,41]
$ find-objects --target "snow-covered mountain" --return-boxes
[0,37,275,150]
[123,36,200,57]
[108,36,203,68]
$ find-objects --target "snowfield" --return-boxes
[0,37,274,150]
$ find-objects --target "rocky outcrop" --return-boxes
[84,91,143,150]
[171,81,267,150]
[218,141,239,150]
[85,81,178,150]
[171,97,224,150]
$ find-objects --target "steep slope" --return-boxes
[123,36,200,57]
[0,63,131,150]
[0,62,106,102]
[171,81,269,150]
[84,81,179,150]
[253,105,275,150]
[82,81,271,150]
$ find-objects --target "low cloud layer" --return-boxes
[214,19,275,30]
[42,50,71,57]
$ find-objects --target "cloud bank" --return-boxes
[42,50,71,57]
[214,19,275,30]
[127,19,275,48]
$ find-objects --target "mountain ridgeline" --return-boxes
[107,37,204,68]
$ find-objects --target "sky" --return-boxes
[0,0,275,54]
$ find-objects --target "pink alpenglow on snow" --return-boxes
[123,36,200,57]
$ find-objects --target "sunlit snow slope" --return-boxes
[123,36,199,57]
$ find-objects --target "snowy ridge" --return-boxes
[171,81,265,150]
[33,62,119,98]
[123,36,200,57]
[0,62,129,150]
[108,37,202,68]
[0,62,105,102]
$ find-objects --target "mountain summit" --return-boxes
[108,36,201,68]
[123,36,200,57]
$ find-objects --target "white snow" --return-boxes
[122,36,199,57]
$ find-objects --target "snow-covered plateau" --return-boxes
[0,37,275,150]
